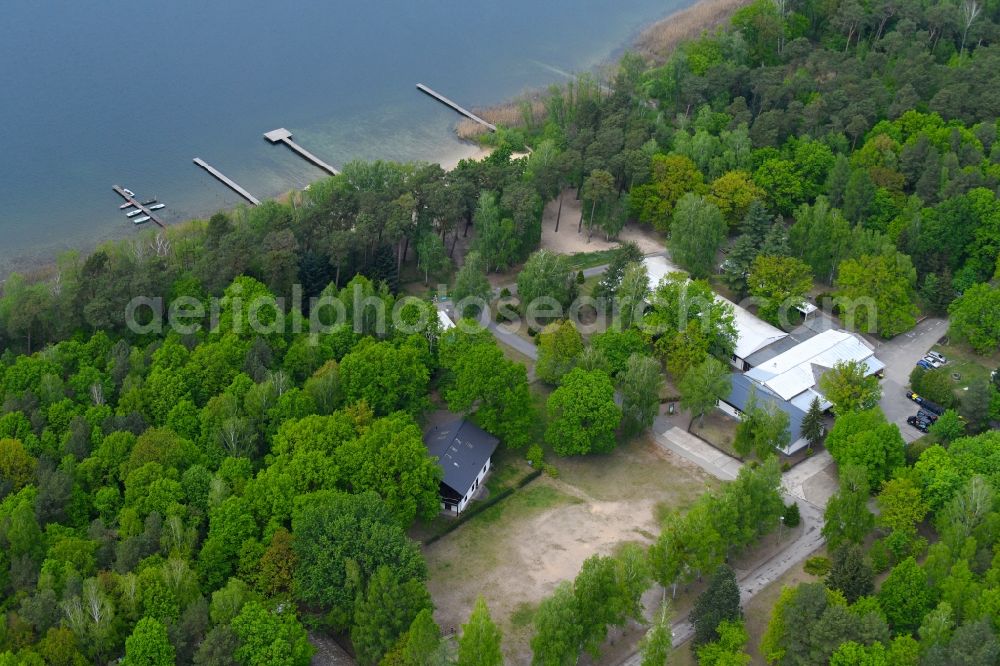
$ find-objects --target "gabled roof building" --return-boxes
[424,419,499,514]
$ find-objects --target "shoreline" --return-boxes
[1,0,744,287]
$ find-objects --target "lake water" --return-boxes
[0,0,686,275]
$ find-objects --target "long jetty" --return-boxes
[112,185,166,228]
[263,128,340,175]
[193,158,261,206]
[416,83,496,132]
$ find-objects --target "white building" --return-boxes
[744,328,884,412]
[424,419,498,514]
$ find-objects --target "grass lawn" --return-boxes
[931,340,997,391]
[690,410,742,460]
[565,248,620,270]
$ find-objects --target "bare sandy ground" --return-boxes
[540,188,665,256]
[424,437,713,662]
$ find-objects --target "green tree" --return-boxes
[835,253,918,337]
[691,564,742,646]
[822,464,875,550]
[801,396,825,449]
[789,197,853,284]
[747,255,813,325]
[708,170,765,228]
[825,408,905,488]
[439,333,534,448]
[818,360,882,415]
[638,605,672,666]
[291,491,425,629]
[536,320,584,385]
[451,252,492,319]
[615,262,651,329]
[0,438,36,492]
[876,477,928,548]
[123,618,175,666]
[545,368,621,456]
[581,169,617,240]
[668,194,727,278]
[679,357,731,431]
[930,409,965,443]
[531,582,582,666]
[339,338,430,416]
[827,544,874,603]
[516,250,578,311]
[399,609,442,666]
[695,619,751,666]
[731,391,791,459]
[416,231,450,285]
[948,283,1000,355]
[458,596,503,666]
[620,354,664,437]
[351,566,432,666]
[231,601,313,666]
[631,154,705,233]
[877,557,933,635]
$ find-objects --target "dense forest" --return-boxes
[2,0,1000,664]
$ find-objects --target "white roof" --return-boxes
[745,329,880,402]
[725,298,788,360]
[437,309,456,331]
[641,256,787,361]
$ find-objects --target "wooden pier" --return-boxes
[193,158,261,206]
[263,128,340,175]
[112,185,166,228]
[416,83,496,132]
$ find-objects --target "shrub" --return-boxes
[526,444,544,467]
[500,287,512,299]
[543,464,559,478]
[783,502,801,527]
[576,270,585,284]
[804,557,831,576]
[910,366,955,407]
[868,539,891,573]
[781,462,791,473]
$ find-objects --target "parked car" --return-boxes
[907,415,932,433]
[917,409,939,423]
[906,391,946,415]
[926,351,947,364]
[922,355,944,368]
[916,359,933,370]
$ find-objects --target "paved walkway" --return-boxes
[651,419,743,480]
[620,422,835,664]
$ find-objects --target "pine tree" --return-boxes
[826,543,874,603]
[691,564,742,646]
[801,396,825,449]
[458,596,503,666]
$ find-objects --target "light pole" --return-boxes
[779,514,785,541]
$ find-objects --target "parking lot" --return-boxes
[870,317,948,442]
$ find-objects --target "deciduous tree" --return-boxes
[545,368,621,456]
[668,194,727,278]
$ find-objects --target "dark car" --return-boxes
[907,415,931,433]
[918,409,939,423]
[906,391,945,416]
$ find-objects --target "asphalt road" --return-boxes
[871,317,948,443]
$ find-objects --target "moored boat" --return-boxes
[133,216,151,224]
[126,209,143,217]
[149,203,165,210]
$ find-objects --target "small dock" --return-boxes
[416,83,496,132]
[112,185,166,228]
[263,128,340,175]
[193,158,261,206]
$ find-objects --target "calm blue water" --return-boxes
[0,0,686,275]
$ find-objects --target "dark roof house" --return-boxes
[424,419,499,513]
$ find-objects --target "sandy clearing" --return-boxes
[540,188,666,256]
[424,437,713,662]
